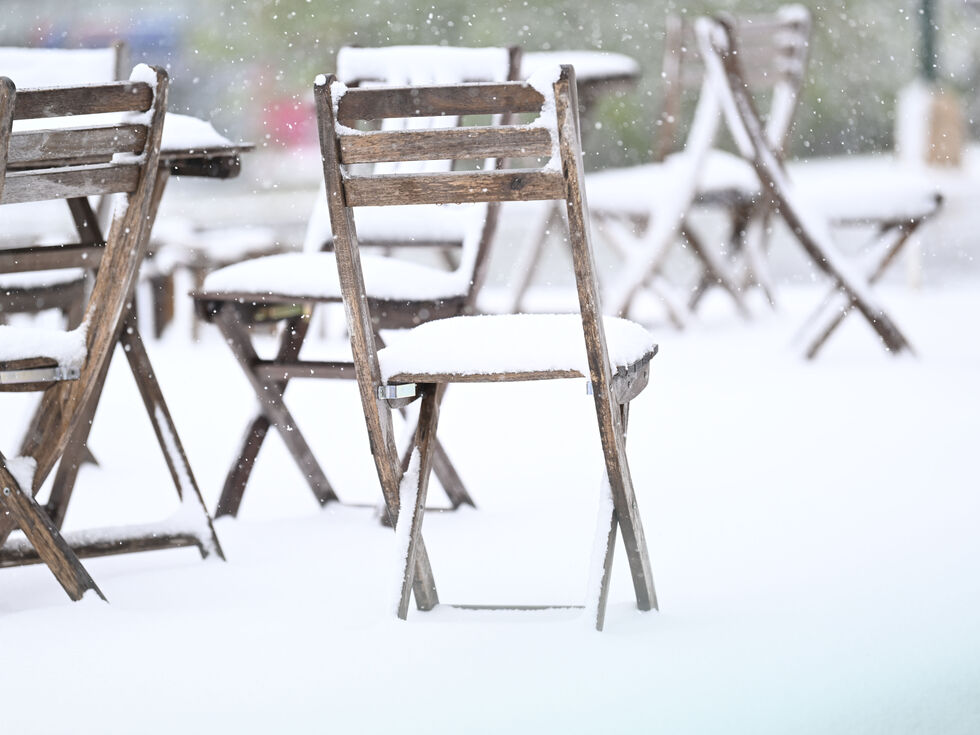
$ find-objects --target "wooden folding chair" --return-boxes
[194,46,520,519]
[0,67,222,601]
[318,65,659,629]
[699,16,938,358]
[576,6,812,323]
[0,42,129,328]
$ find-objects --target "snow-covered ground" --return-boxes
[2,265,978,731]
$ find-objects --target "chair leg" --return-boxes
[0,458,105,602]
[593,481,618,632]
[595,394,658,616]
[803,221,921,360]
[396,385,443,619]
[214,306,338,507]
[215,414,272,518]
[680,222,751,318]
[118,313,225,560]
[397,403,475,510]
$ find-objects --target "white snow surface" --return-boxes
[378,313,655,379]
[4,455,37,493]
[0,46,119,87]
[337,45,512,85]
[0,268,86,289]
[0,323,86,366]
[521,50,640,81]
[201,250,470,301]
[1,277,979,733]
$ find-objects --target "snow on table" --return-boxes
[521,50,640,81]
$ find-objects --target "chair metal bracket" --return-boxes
[378,383,417,401]
[0,365,80,386]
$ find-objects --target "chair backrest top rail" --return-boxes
[12,81,153,120]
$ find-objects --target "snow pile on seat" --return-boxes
[379,313,656,380]
[0,324,86,367]
[303,201,486,253]
[587,150,758,217]
[202,251,469,302]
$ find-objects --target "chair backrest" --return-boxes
[303,45,521,306]
[656,4,811,161]
[316,66,623,458]
[0,65,168,483]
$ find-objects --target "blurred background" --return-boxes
[3,0,979,167]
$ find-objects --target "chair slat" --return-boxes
[337,82,544,124]
[0,243,104,274]
[8,124,147,166]
[0,163,141,204]
[12,81,153,119]
[344,169,565,207]
[339,125,553,164]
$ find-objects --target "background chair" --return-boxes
[0,42,129,328]
[0,67,222,600]
[194,46,520,518]
[582,6,813,323]
[318,65,659,629]
[700,16,936,358]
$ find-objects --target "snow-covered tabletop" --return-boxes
[521,50,640,82]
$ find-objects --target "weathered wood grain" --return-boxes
[345,169,564,207]
[338,81,543,124]
[319,76,440,610]
[8,124,146,166]
[12,81,152,119]
[1,162,140,204]
[555,66,657,620]
[339,125,552,165]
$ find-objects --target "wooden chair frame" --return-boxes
[194,46,521,519]
[318,66,658,629]
[700,16,936,358]
[0,69,222,601]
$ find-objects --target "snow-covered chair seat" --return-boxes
[379,313,656,384]
[0,324,86,387]
[587,149,757,219]
[202,251,471,304]
[788,160,943,224]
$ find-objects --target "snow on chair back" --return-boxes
[658,5,811,160]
